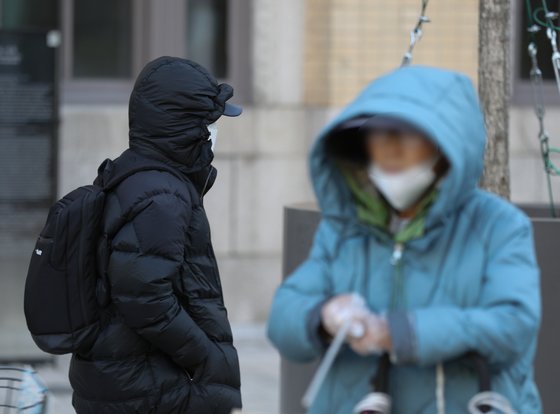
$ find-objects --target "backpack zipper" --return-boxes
[77,193,92,325]
[183,368,194,383]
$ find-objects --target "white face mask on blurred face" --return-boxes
[207,123,218,152]
[368,157,438,211]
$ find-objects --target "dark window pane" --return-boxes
[519,1,560,80]
[73,0,132,78]
[187,0,227,78]
[1,0,59,30]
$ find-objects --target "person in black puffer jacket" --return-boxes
[68,56,243,414]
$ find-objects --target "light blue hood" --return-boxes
[310,65,487,229]
[268,66,541,414]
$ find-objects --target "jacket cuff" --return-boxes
[387,311,417,364]
[306,299,331,351]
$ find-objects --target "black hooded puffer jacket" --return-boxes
[69,57,242,414]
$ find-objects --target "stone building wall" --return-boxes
[58,0,558,324]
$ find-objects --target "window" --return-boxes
[187,0,228,79]
[513,1,560,104]
[0,0,59,30]
[60,0,143,103]
[0,0,252,104]
[72,0,132,78]
[518,1,559,81]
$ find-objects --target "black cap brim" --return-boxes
[362,115,420,134]
[223,102,243,117]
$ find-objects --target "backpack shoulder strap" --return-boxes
[102,164,185,193]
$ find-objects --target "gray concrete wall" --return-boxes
[54,0,560,325]
[56,102,560,324]
[510,106,560,204]
[56,104,335,323]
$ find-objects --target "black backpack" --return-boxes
[24,161,180,355]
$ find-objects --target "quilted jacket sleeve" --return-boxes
[400,211,541,368]
[108,190,212,370]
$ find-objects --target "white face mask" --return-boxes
[207,123,219,152]
[368,157,438,211]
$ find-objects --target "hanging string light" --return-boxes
[525,0,560,217]
[401,0,431,66]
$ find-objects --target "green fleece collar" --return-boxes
[343,169,438,243]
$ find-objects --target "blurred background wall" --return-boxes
[0,0,558,356]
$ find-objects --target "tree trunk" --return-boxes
[478,0,511,199]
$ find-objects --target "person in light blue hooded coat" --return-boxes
[267,66,541,413]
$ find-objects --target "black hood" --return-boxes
[128,56,234,174]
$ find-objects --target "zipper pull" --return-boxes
[183,368,194,382]
[391,243,404,265]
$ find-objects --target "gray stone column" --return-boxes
[252,0,305,105]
